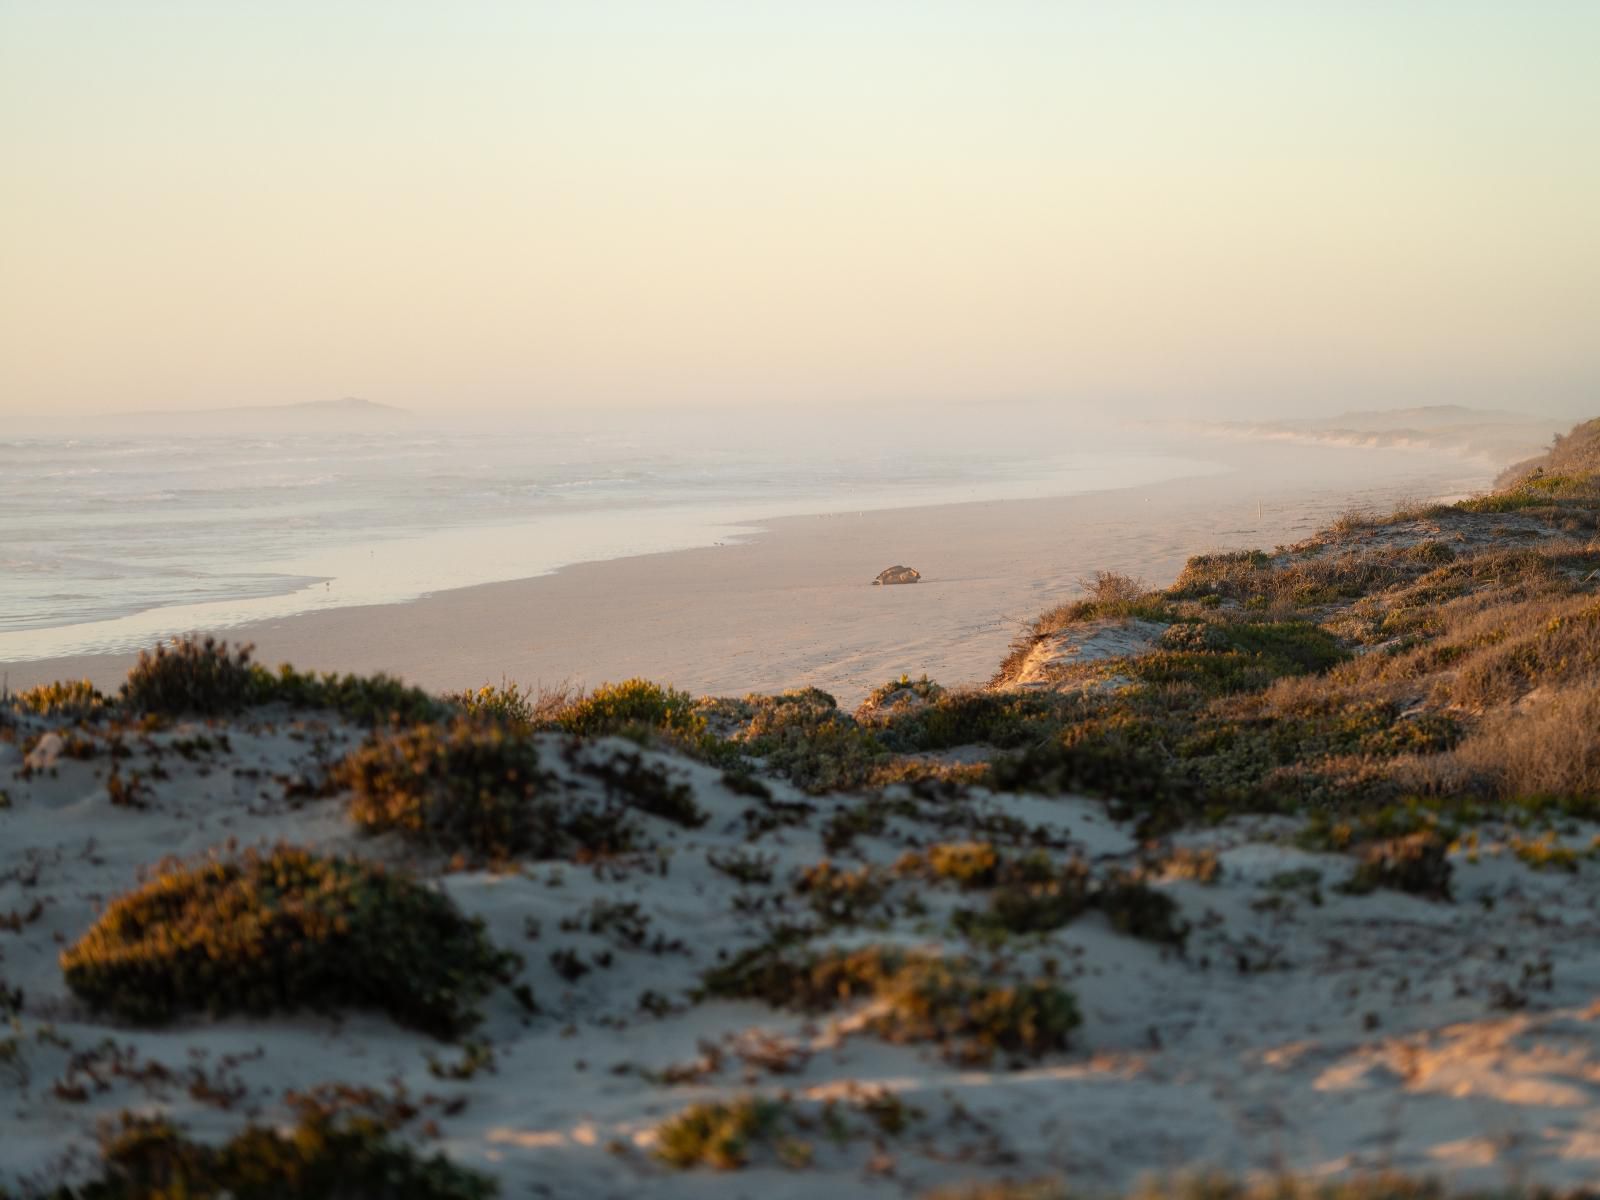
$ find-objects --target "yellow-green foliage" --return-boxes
[919,841,1001,887]
[732,688,883,792]
[50,1111,496,1200]
[60,846,511,1039]
[654,1090,920,1171]
[958,862,1094,938]
[873,688,1082,753]
[1458,469,1599,513]
[1447,596,1600,708]
[13,679,105,719]
[556,678,704,739]
[447,680,541,727]
[339,719,632,861]
[654,1097,786,1170]
[856,674,946,722]
[794,860,893,924]
[702,943,1079,1064]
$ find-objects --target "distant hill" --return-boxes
[1174,405,1569,467]
[109,397,412,433]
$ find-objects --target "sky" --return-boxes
[2,1,1597,420]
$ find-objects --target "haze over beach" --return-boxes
[4,4,1600,1199]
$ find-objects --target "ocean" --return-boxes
[0,419,1226,661]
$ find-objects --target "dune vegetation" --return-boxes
[5,417,1600,1197]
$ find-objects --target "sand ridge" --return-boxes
[5,702,1600,1195]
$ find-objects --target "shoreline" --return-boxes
[2,442,1490,708]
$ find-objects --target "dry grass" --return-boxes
[987,415,1600,822]
[1497,416,1600,487]
[446,678,584,728]
[1454,686,1600,800]
[1078,569,1147,605]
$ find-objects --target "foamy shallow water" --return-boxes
[0,424,1225,660]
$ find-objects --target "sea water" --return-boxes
[0,418,1225,660]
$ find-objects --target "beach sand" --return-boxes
[3,441,1489,706]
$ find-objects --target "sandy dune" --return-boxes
[5,705,1600,1195]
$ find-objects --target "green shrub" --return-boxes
[874,689,1083,753]
[1457,471,1597,512]
[654,1097,786,1170]
[794,860,893,925]
[263,664,442,725]
[654,1090,920,1170]
[702,943,1079,1064]
[951,856,1093,938]
[556,678,704,740]
[120,637,259,716]
[864,954,1079,1064]
[856,675,946,722]
[446,680,542,727]
[1340,832,1453,901]
[339,719,632,861]
[118,637,442,724]
[577,749,706,828]
[1092,869,1189,946]
[1217,621,1348,673]
[51,1111,496,1199]
[60,846,511,1038]
[732,689,883,792]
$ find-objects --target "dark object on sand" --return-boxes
[873,566,922,586]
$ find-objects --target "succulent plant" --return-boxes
[61,845,513,1038]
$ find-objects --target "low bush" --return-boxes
[444,678,580,729]
[555,678,704,740]
[1092,869,1189,946]
[855,675,946,723]
[702,943,1079,1064]
[899,841,1001,888]
[794,860,893,925]
[262,664,442,725]
[51,1111,496,1199]
[958,870,1092,938]
[873,688,1083,753]
[1454,686,1600,802]
[118,637,442,723]
[61,847,512,1038]
[576,749,706,828]
[1340,832,1453,900]
[654,1097,787,1170]
[733,689,883,792]
[120,637,259,716]
[13,679,106,719]
[946,859,1183,946]
[653,1089,921,1171]
[340,719,632,861]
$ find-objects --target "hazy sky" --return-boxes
[3,1,1597,419]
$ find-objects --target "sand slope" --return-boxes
[5,703,1600,1196]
